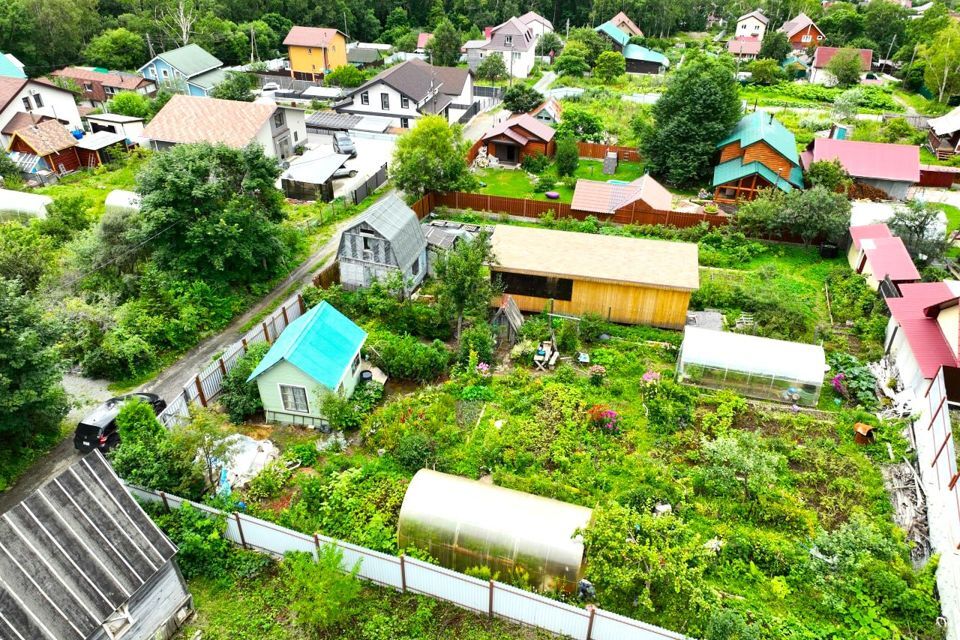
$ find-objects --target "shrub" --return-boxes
[219,342,271,423]
[640,380,695,434]
[554,136,579,177]
[319,382,384,431]
[366,331,450,382]
[557,318,579,353]
[532,174,555,193]
[147,502,232,579]
[520,151,550,174]
[247,458,294,501]
[282,547,362,632]
[457,323,495,365]
[394,432,438,472]
[288,442,319,467]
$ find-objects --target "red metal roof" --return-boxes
[862,236,921,283]
[887,282,959,378]
[417,33,433,49]
[727,37,762,55]
[849,223,891,250]
[481,113,555,144]
[571,175,673,214]
[812,46,872,70]
[283,26,346,48]
[804,138,920,183]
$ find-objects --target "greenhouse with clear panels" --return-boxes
[0,188,51,220]
[676,326,827,406]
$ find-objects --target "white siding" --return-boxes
[736,16,767,39]
[338,81,422,128]
[0,83,82,146]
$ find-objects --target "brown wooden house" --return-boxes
[928,106,960,160]
[6,118,80,175]
[712,111,804,204]
[778,13,824,50]
[489,224,699,327]
[481,114,555,165]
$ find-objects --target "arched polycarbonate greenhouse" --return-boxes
[104,189,141,216]
[397,469,593,592]
[0,189,51,220]
[677,326,827,406]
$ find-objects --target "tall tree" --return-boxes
[922,23,960,103]
[0,278,68,446]
[24,0,99,73]
[818,2,863,46]
[826,49,865,87]
[391,115,474,198]
[889,200,950,267]
[641,53,741,186]
[425,18,461,66]
[758,31,792,62]
[136,143,289,285]
[209,71,257,101]
[83,28,148,70]
[434,231,498,338]
[863,0,908,59]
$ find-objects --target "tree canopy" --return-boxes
[641,53,741,186]
[209,72,258,101]
[391,115,474,198]
[501,84,543,113]
[83,28,147,70]
[826,49,865,88]
[425,18,461,66]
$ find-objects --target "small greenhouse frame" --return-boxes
[397,469,593,592]
[677,326,827,406]
[0,189,51,220]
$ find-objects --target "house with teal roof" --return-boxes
[137,44,225,97]
[247,301,367,427]
[712,111,804,204]
[594,22,669,74]
[0,53,26,79]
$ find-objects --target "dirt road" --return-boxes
[0,211,364,514]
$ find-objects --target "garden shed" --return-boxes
[676,326,826,406]
[397,469,593,592]
[489,224,699,327]
[0,188,51,219]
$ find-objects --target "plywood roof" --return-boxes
[490,224,699,291]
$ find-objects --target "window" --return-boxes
[513,52,521,61]
[400,117,410,128]
[381,93,389,109]
[504,35,513,46]
[801,34,812,42]
[816,34,823,40]
[294,131,298,142]
[161,68,169,79]
[411,255,420,276]
[279,385,309,413]
[21,97,31,111]
[32,93,43,108]
[496,270,573,301]
[400,96,409,109]
[83,82,94,92]
[361,91,369,105]
[351,353,361,374]
[274,110,285,127]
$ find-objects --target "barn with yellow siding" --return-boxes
[488,225,698,328]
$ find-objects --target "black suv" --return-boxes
[74,393,167,453]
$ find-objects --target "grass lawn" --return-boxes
[475,160,646,203]
[35,151,146,218]
[893,90,953,117]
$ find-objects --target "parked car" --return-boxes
[261,81,280,91]
[332,166,358,180]
[333,132,357,158]
[73,393,167,453]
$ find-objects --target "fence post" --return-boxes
[218,357,227,378]
[298,293,306,314]
[234,513,248,549]
[585,605,596,640]
[241,338,248,353]
[182,387,191,406]
[313,533,321,559]
[488,580,494,618]
[262,321,271,344]
[399,554,407,593]
[281,304,289,327]
[195,375,207,407]
[160,491,170,512]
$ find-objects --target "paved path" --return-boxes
[532,71,556,94]
[0,207,369,514]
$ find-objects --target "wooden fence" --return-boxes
[127,482,688,640]
[577,142,641,163]
[349,162,388,205]
[412,191,729,230]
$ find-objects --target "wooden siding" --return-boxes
[788,24,823,47]
[493,271,692,327]
[8,136,82,175]
[713,173,773,204]
[741,141,796,181]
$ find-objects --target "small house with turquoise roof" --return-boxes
[594,22,669,74]
[247,301,367,427]
[712,111,804,204]
[137,44,226,97]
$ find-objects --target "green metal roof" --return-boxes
[595,21,630,47]
[188,68,228,90]
[157,44,222,78]
[711,157,799,192]
[247,301,367,389]
[716,111,801,165]
[622,44,669,67]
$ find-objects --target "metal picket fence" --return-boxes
[155,293,308,428]
[125,483,687,640]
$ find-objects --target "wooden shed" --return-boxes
[481,114,555,165]
[489,224,699,327]
[6,118,81,176]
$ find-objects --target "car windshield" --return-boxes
[76,423,102,437]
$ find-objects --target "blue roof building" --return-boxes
[594,22,669,74]
[0,52,26,78]
[247,301,368,427]
[713,111,804,203]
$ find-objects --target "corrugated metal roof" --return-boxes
[623,44,670,66]
[778,12,820,38]
[571,174,673,214]
[281,151,349,183]
[862,236,921,283]
[0,451,178,640]
[595,21,630,47]
[711,157,798,192]
[481,113,555,144]
[886,282,960,378]
[247,301,367,389]
[803,138,920,183]
[307,111,362,130]
[717,111,801,165]
[155,44,222,78]
[849,223,892,250]
[283,26,347,48]
[727,37,762,55]
[812,47,872,70]
[347,193,426,271]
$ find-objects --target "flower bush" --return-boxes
[587,404,620,434]
[588,364,606,386]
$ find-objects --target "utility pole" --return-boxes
[250,25,259,63]
[565,19,569,39]
[884,34,897,70]
[344,12,350,41]
[146,33,155,59]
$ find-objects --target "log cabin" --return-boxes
[778,13,825,50]
[481,113,555,165]
[488,224,699,327]
[712,111,804,204]
[6,118,81,175]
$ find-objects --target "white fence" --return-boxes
[916,368,960,640]
[156,293,308,427]
[125,483,687,640]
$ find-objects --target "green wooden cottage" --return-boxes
[247,301,367,427]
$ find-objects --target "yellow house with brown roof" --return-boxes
[284,26,349,82]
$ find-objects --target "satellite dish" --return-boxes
[280,161,290,170]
